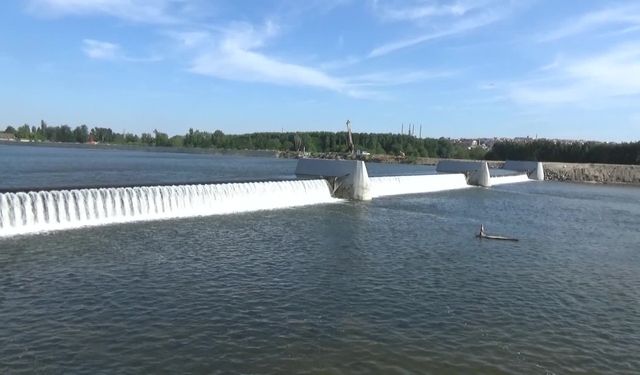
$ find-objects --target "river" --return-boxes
[1,144,639,374]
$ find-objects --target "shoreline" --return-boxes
[542,162,640,186]
[279,152,640,186]
[3,141,639,186]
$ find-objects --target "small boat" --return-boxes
[476,224,519,241]
[476,233,519,241]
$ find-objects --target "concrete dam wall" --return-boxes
[1,158,542,237]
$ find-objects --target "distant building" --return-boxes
[0,132,15,141]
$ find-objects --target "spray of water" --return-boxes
[0,179,338,237]
[369,174,470,198]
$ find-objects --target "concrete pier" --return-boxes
[503,160,544,181]
[296,159,372,200]
[436,160,492,187]
[297,158,543,201]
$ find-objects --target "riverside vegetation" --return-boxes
[3,122,639,165]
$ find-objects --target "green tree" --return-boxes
[140,133,154,145]
[74,125,89,143]
[153,130,171,147]
[16,124,31,139]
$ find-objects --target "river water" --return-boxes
[1,144,639,374]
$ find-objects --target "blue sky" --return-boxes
[1,0,639,141]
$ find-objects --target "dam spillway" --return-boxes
[369,174,470,198]
[0,179,338,237]
[0,158,543,237]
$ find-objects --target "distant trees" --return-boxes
[487,140,640,165]
[4,121,494,160]
[140,133,154,146]
[153,130,171,147]
[74,125,89,143]
[7,121,635,165]
[93,127,114,143]
[16,124,31,139]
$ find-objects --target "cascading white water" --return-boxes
[490,174,531,185]
[0,179,338,237]
[369,174,470,198]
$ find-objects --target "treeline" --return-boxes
[3,122,486,159]
[487,140,640,165]
[183,129,487,159]
[6,122,637,164]
[3,121,179,146]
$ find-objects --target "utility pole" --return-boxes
[419,124,422,139]
[346,120,354,155]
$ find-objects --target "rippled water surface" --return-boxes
[1,144,639,374]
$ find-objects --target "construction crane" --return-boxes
[346,119,354,155]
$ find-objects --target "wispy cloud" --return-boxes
[83,39,121,60]
[368,8,503,57]
[28,1,459,98]
[538,3,640,42]
[82,38,161,62]
[346,70,456,87]
[27,0,186,24]
[184,21,446,98]
[510,43,640,104]
[372,0,491,22]
[366,0,517,57]
[186,22,367,97]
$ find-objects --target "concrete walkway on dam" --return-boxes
[363,156,640,186]
[295,158,539,200]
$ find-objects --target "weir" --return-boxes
[436,159,541,186]
[295,159,372,200]
[0,158,545,238]
[369,174,469,198]
[296,159,471,199]
[0,180,337,237]
[503,160,545,181]
[436,160,493,187]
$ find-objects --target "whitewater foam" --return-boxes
[369,174,470,198]
[0,179,338,237]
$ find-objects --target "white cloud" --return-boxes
[27,0,183,24]
[379,3,469,21]
[166,31,211,49]
[82,39,121,60]
[538,3,640,42]
[187,22,359,96]
[368,9,503,57]
[347,70,456,87]
[82,38,161,62]
[372,0,482,22]
[186,21,442,98]
[371,0,508,22]
[29,1,457,98]
[510,43,640,104]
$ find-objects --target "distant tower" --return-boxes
[346,120,354,154]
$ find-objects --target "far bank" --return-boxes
[3,141,639,186]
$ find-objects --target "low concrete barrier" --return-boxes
[435,160,492,187]
[503,160,544,180]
